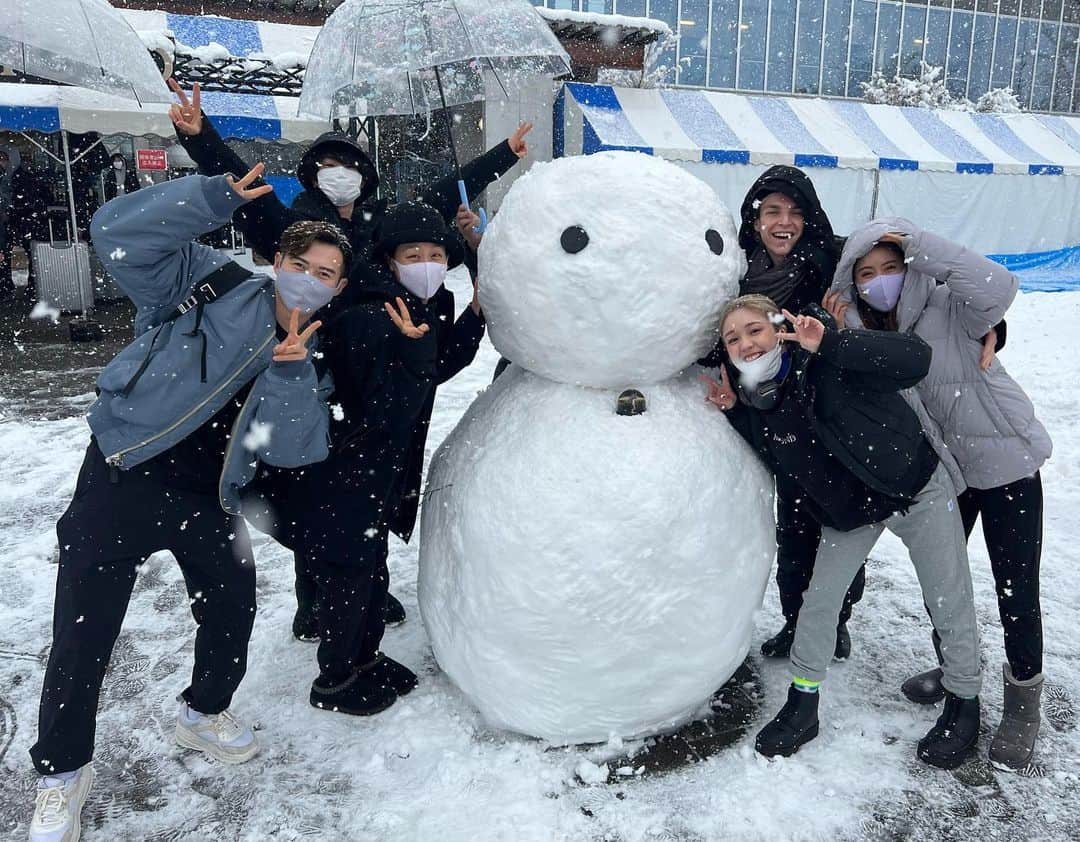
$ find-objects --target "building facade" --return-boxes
[531,0,1080,113]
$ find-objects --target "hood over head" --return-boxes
[297,131,380,205]
[738,165,841,283]
[830,216,932,331]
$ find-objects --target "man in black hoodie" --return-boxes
[731,166,864,662]
[169,81,526,633]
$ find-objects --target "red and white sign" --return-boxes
[136,148,168,171]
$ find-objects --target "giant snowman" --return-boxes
[418,152,775,744]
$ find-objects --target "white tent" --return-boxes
[557,83,1080,259]
[0,82,325,142]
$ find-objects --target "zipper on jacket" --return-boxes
[105,331,276,468]
[217,383,262,506]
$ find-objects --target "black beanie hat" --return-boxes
[372,201,465,269]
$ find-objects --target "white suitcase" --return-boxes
[32,220,93,313]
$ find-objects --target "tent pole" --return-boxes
[60,130,90,316]
[869,167,881,220]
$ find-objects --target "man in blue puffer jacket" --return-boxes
[27,168,348,842]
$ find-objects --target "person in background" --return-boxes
[702,295,982,769]
[102,152,142,201]
[722,165,863,662]
[1,149,48,298]
[825,219,1052,771]
[169,80,531,634]
[0,150,12,297]
[248,202,480,716]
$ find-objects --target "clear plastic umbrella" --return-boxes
[299,0,571,121]
[299,0,571,230]
[1,0,170,104]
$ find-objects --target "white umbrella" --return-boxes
[1,0,170,104]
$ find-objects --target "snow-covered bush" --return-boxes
[861,61,1024,113]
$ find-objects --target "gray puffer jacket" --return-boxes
[830,218,1051,490]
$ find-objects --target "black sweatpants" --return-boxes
[959,472,1044,680]
[30,441,256,776]
[775,489,866,626]
[297,496,390,684]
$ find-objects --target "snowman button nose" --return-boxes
[560,226,589,254]
[616,389,647,416]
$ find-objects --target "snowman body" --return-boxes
[418,152,775,743]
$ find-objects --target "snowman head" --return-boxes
[479,151,745,389]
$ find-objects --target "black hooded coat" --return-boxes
[737,165,842,314]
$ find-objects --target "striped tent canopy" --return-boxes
[0,83,325,142]
[557,83,1080,176]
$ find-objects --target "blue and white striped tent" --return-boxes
[0,83,324,143]
[557,82,1080,256]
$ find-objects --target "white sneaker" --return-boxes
[174,700,259,764]
[29,765,94,842]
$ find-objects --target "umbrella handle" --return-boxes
[457,180,487,234]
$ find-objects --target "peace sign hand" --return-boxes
[227,162,274,201]
[508,122,533,158]
[168,79,203,136]
[384,296,430,339]
[273,308,321,362]
[779,308,825,353]
[699,364,737,411]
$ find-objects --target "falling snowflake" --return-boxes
[29,301,61,323]
[331,403,345,421]
[110,247,127,260]
[243,420,273,451]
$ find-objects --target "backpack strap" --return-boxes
[161,260,255,324]
[120,261,258,397]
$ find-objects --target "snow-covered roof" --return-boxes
[558,83,1080,176]
[534,7,671,44]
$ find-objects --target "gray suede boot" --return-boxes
[989,663,1044,770]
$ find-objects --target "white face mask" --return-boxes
[393,259,447,300]
[731,341,784,389]
[317,166,364,207]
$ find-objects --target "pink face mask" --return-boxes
[857,271,905,312]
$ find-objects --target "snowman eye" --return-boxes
[560,226,589,254]
[706,229,724,256]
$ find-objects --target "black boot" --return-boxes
[833,624,851,661]
[384,593,407,626]
[761,621,797,658]
[369,654,418,696]
[917,692,980,769]
[755,685,820,758]
[902,667,945,705]
[292,610,319,642]
[310,667,398,716]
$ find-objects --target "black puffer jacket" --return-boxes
[723,320,939,531]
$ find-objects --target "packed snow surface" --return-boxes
[419,367,774,743]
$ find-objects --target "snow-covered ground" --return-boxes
[1,270,1078,840]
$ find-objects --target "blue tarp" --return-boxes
[990,245,1080,292]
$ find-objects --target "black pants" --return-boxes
[957,472,1043,680]
[30,441,256,776]
[246,468,391,685]
[775,489,866,626]
[297,497,390,684]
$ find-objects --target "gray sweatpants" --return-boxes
[789,462,982,698]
